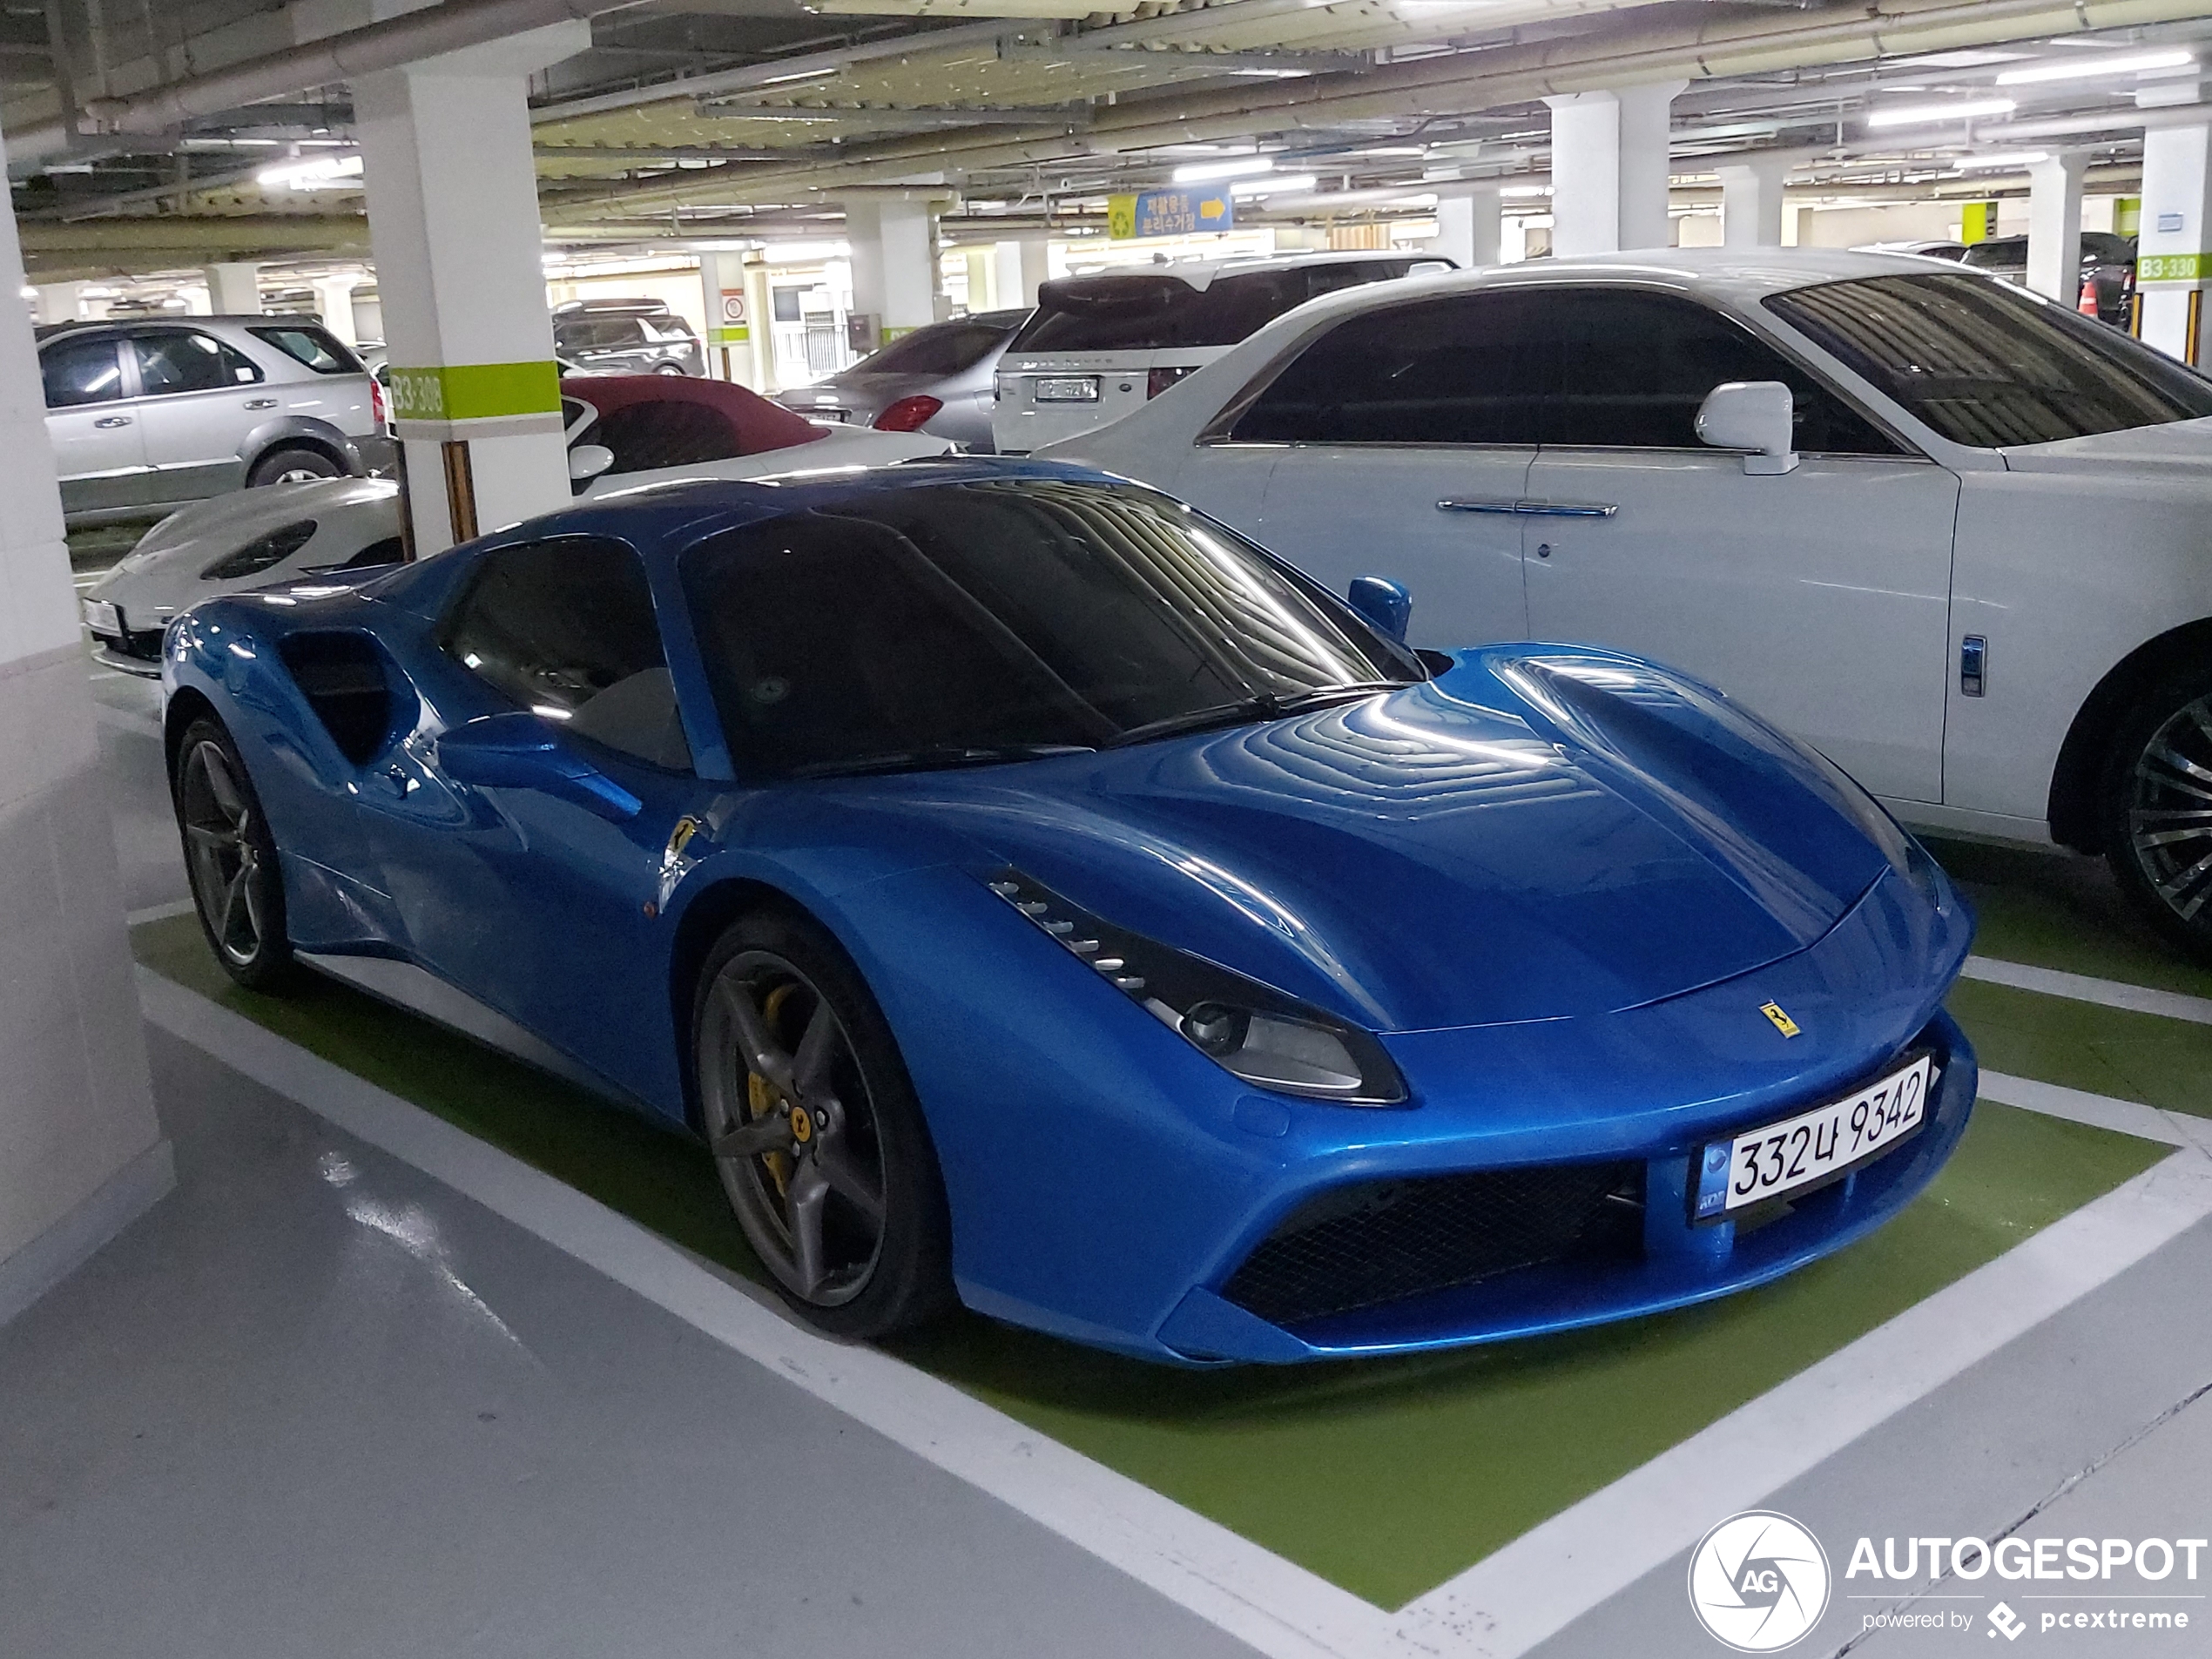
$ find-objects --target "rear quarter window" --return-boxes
[249,324,363,375]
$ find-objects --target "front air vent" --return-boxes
[203,520,316,581]
[277,631,395,765]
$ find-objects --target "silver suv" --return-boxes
[38,315,388,524]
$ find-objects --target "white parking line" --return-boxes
[1962,954,2212,1027]
[131,964,2212,1659]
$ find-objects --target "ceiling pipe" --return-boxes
[547,0,2212,216]
[3,0,650,160]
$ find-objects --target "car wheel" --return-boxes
[692,907,954,1339]
[2102,666,2212,961]
[172,718,299,991]
[247,446,341,488]
[655,361,687,376]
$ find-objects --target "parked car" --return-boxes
[1960,231,2136,325]
[992,252,1452,454]
[550,298,704,376]
[1851,239,1969,261]
[38,314,387,524]
[82,375,949,674]
[159,459,1973,1361]
[1044,248,2212,958]
[773,308,1028,449]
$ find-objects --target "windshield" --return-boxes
[853,320,1014,377]
[1764,273,2212,447]
[680,477,1420,779]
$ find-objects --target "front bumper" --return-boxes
[1154,1012,1974,1362]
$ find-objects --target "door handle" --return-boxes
[1437,496,1619,519]
[93,415,132,428]
[244,397,278,410]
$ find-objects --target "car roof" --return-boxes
[1062,248,1442,292]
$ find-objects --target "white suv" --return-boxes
[992,251,1449,454]
[1045,249,2212,958]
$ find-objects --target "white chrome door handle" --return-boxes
[245,397,278,410]
[1435,497,1522,515]
[1437,497,1619,519]
[93,415,132,428]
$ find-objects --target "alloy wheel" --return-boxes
[2127,693,2212,927]
[698,951,888,1305]
[179,739,267,967]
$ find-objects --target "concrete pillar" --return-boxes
[1429,185,1503,269]
[354,21,586,555]
[309,273,360,346]
[201,262,260,315]
[1717,155,1788,249]
[699,248,754,382]
[1545,81,1684,256]
[993,235,1049,310]
[2026,151,2090,302]
[844,198,939,351]
[33,282,87,325]
[0,125,171,1330]
[2137,93,2212,363]
[961,247,995,312]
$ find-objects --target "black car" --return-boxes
[550,299,705,376]
[1961,232,2136,326]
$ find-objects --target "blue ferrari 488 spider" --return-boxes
[162,458,1974,1364]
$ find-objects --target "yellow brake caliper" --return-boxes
[748,982,798,1199]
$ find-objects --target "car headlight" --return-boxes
[985,868,1407,1105]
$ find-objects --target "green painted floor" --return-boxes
[132,885,2177,1608]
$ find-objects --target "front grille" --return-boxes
[1220,1161,1645,1329]
[111,626,165,662]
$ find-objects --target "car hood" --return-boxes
[865,648,1899,1033]
[2002,415,2212,475]
[87,479,400,614]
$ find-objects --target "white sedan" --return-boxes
[1043,249,2212,956]
[83,377,948,674]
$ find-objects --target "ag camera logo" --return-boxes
[1688,1511,1832,1651]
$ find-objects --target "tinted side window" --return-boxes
[41,337,125,406]
[587,401,743,473]
[131,331,261,395]
[442,537,690,770]
[1539,290,1902,455]
[1231,291,1550,445]
[247,324,360,374]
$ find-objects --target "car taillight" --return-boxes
[874,395,943,432]
[1147,367,1193,399]
[370,374,388,428]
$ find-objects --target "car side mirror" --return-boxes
[1345,575,1413,643]
[1696,381,1798,475]
[568,443,615,486]
[435,710,640,819]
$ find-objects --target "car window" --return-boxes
[41,336,125,407]
[130,331,263,395]
[441,536,691,771]
[1010,264,1416,354]
[246,324,361,374]
[856,320,1011,376]
[1764,273,2212,447]
[1959,239,2027,270]
[679,477,1420,779]
[1229,290,1554,445]
[1536,288,1904,455]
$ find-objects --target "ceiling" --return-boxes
[3,0,2208,275]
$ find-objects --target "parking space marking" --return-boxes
[1394,1087,2212,1658]
[1976,1069,2189,1146]
[1964,955,2212,1028]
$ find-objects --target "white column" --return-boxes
[354,21,587,556]
[309,273,360,345]
[2137,100,2212,365]
[993,235,1049,309]
[1429,185,1503,268]
[2025,151,2090,302]
[844,198,940,350]
[698,248,753,382]
[1545,81,1685,256]
[0,125,171,1328]
[33,281,87,325]
[1717,155,1788,249]
[201,261,261,315]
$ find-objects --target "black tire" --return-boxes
[654,361,687,376]
[691,907,954,1339]
[170,717,300,992]
[246,445,342,488]
[2102,664,2212,961]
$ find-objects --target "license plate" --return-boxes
[82,598,120,637]
[1693,1054,1935,1221]
[1034,376,1101,403]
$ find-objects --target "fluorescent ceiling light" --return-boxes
[256,152,363,190]
[1172,156,1275,183]
[1866,98,2015,127]
[1230,172,1316,197]
[1956,150,2049,170]
[753,64,840,87]
[1501,184,1552,197]
[1995,49,2195,84]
